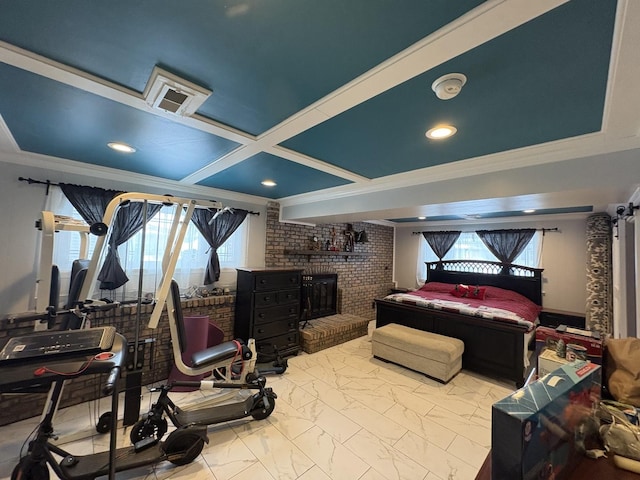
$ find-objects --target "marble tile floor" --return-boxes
[0,334,516,480]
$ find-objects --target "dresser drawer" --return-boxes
[257,332,299,357]
[254,304,300,325]
[253,319,298,340]
[277,288,300,305]
[253,288,300,308]
[253,272,301,291]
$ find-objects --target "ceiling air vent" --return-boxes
[143,66,212,117]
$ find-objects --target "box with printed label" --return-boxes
[537,348,574,377]
[491,361,601,480]
[535,326,603,375]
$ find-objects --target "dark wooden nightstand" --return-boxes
[539,308,586,329]
[390,287,410,294]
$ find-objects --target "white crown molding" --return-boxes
[601,0,640,139]
[278,131,640,208]
[0,149,270,206]
[0,115,20,153]
[397,211,593,229]
[179,0,567,183]
[264,145,369,183]
[256,0,567,146]
[0,41,253,146]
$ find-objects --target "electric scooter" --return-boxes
[129,280,279,444]
[130,340,277,445]
[4,330,207,480]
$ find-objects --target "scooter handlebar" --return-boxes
[103,367,120,395]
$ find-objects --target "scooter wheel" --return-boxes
[130,417,168,444]
[96,412,112,433]
[251,395,276,420]
[11,457,49,480]
[164,430,206,466]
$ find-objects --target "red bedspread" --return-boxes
[385,282,541,331]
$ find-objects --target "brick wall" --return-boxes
[0,295,236,426]
[265,202,394,320]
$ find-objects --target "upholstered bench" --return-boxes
[372,323,464,383]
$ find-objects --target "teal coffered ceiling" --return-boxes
[1,0,638,222]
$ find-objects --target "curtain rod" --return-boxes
[412,228,559,235]
[18,176,260,215]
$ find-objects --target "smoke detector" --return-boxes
[431,73,467,100]
[143,66,212,117]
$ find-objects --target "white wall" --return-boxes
[394,217,588,313]
[0,160,267,315]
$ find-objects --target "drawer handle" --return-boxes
[258,329,264,334]
[260,279,267,284]
[258,313,265,318]
[263,296,271,302]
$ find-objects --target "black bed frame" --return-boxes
[375,260,543,387]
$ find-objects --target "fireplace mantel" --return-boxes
[284,249,371,262]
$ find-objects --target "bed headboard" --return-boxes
[426,260,544,306]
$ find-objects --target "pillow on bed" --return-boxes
[449,284,486,300]
[418,282,456,293]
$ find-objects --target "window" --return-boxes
[45,189,248,304]
[416,231,541,285]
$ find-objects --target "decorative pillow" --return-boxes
[450,284,470,298]
[450,284,486,300]
[467,286,486,300]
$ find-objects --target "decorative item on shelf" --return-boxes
[355,229,368,243]
[343,224,355,252]
[309,235,321,251]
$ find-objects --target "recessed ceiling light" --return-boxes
[523,209,536,213]
[425,125,457,139]
[418,216,426,220]
[261,179,277,187]
[107,142,136,153]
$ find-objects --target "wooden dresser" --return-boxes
[234,268,303,360]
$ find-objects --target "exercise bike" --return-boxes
[130,280,279,444]
[3,328,208,480]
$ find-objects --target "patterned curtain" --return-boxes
[422,231,461,269]
[191,208,249,284]
[476,229,535,273]
[97,201,163,290]
[585,213,613,334]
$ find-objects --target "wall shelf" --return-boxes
[284,249,371,262]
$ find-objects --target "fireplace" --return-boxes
[301,273,338,321]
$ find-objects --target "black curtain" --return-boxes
[422,231,461,268]
[97,201,163,290]
[476,229,536,273]
[191,208,248,284]
[59,183,122,225]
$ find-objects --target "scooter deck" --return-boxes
[59,443,164,480]
[175,393,255,426]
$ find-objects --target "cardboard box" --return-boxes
[537,348,573,377]
[492,361,601,480]
[535,326,603,373]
